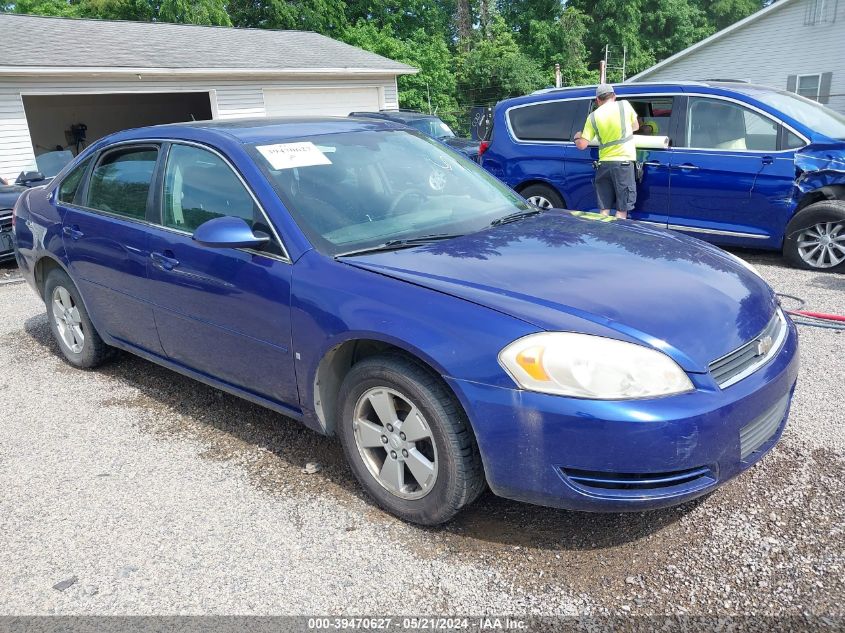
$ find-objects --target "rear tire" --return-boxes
[44,268,113,368]
[337,354,485,525]
[783,201,845,272]
[520,183,564,210]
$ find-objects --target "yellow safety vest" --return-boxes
[583,100,637,162]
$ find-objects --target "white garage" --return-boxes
[0,13,416,183]
[264,86,383,117]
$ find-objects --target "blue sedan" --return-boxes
[12,118,798,525]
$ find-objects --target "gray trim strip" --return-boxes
[667,224,769,239]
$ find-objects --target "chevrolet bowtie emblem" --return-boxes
[756,335,774,356]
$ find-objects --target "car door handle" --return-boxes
[150,251,180,271]
[762,155,774,165]
[62,225,83,240]
[677,163,699,170]
[643,161,663,167]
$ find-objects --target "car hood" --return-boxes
[340,212,778,373]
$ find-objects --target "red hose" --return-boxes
[790,310,845,323]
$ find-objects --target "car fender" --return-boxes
[290,250,537,433]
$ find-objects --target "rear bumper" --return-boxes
[448,319,799,512]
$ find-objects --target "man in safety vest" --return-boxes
[573,84,639,219]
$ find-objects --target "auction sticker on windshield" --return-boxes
[257,142,332,170]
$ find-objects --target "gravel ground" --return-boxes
[0,253,843,619]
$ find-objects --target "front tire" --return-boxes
[783,201,845,272]
[337,354,485,525]
[44,268,113,368]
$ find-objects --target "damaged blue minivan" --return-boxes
[481,81,845,272]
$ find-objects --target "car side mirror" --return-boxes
[17,171,45,186]
[192,216,270,249]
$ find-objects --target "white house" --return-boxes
[629,0,845,114]
[0,13,416,182]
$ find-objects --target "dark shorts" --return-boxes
[594,161,636,212]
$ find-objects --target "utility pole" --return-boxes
[554,63,562,88]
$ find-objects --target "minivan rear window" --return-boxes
[508,101,581,142]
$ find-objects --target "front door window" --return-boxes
[686,98,778,152]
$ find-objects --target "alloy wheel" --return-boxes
[51,286,84,354]
[796,221,845,269]
[527,195,553,210]
[352,387,439,500]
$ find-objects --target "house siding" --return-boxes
[0,74,400,181]
[632,0,845,115]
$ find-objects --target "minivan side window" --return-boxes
[87,147,158,220]
[162,143,283,257]
[686,97,778,151]
[626,97,674,136]
[57,156,93,205]
[508,100,581,142]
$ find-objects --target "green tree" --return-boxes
[456,14,546,106]
[342,21,460,126]
[344,0,454,39]
[524,7,597,86]
[695,0,764,30]
[227,0,347,33]
[159,0,230,25]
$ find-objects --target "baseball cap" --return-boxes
[596,83,615,98]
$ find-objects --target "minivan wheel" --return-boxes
[520,184,564,210]
[337,354,485,525]
[44,269,113,368]
[784,201,845,272]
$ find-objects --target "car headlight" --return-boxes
[499,332,694,400]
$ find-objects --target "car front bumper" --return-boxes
[0,211,14,262]
[448,319,799,512]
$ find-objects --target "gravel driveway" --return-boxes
[0,254,842,619]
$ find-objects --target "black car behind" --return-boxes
[349,110,481,161]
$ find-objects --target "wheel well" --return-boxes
[797,185,845,212]
[34,257,63,299]
[313,339,454,436]
[515,180,565,205]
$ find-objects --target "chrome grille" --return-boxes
[709,310,787,388]
[740,393,790,460]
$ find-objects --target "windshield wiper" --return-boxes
[335,233,462,258]
[490,208,543,227]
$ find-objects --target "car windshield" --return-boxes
[408,118,455,139]
[755,90,845,140]
[250,130,530,256]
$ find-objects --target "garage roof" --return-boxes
[0,13,417,76]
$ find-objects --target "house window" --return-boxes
[797,74,821,100]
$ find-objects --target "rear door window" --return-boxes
[87,147,158,220]
[508,100,581,142]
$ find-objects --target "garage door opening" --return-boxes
[22,92,213,158]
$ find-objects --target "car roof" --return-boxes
[350,110,439,122]
[105,116,407,145]
[507,80,787,106]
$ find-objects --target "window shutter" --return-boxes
[819,72,833,103]
[786,75,797,93]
